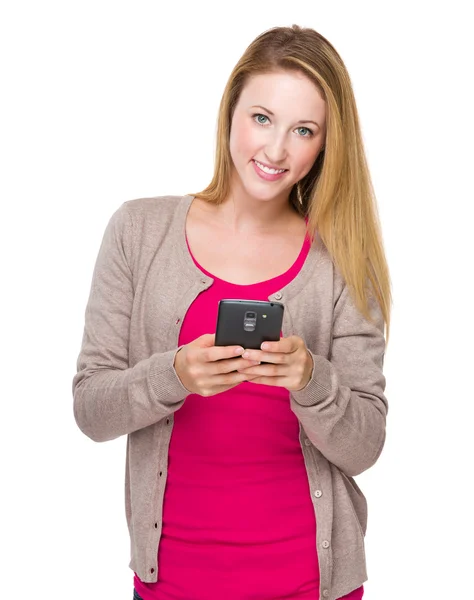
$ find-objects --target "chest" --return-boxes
[129,209,336,363]
[185,217,306,286]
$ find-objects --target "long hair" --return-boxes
[188,24,393,344]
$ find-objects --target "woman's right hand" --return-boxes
[173,333,261,396]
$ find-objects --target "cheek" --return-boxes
[296,145,321,175]
[230,118,257,160]
[300,147,319,167]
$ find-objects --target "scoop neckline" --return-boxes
[176,195,327,304]
[185,227,311,288]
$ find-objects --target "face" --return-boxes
[229,69,326,204]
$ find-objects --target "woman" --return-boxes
[73,24,391,600]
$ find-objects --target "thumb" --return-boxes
[195,333,216,348]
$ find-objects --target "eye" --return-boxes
[252,113,270,125]
[252,114,314,138]
[296,126,314,137]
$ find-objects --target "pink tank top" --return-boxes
[134,224,363,600]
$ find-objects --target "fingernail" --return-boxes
[261,343,269,350]
[234,347,244,355]
[242,352,250,359]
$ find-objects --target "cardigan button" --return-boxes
[314,489,322,498]
[304,438,311,446]
[274,292,282,300]
[322,590,330,598]
[322,540,330,549]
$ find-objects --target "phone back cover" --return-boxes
[215,299,284,349]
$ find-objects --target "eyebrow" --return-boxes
[250,105,321,129]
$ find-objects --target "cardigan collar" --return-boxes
[174,194,328,303]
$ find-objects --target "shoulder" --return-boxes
[115,193,188,237]
[122,194,186,219]
[103,194,189,259]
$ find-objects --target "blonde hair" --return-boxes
[188,24,393,344]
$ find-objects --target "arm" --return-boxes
[72,203,189,443]
[290,284,388,477]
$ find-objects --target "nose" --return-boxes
[264,132,288,166]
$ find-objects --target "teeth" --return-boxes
[254,160,286,175]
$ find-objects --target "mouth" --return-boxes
[252,159,288,175]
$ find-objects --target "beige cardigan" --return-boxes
[72,194,388,600]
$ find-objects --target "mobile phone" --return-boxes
[215,299,284,350]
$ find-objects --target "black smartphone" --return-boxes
[215,299,284,350]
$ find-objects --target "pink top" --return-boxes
[134,225,363,600]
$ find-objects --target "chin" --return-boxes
[245,186,279,201]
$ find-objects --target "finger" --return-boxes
[240,375,288,387]
[195,333,216,348]
[260,335,301,354]
[206,345,245,362]
[210,372,257,394]
[242,349,287,364]
[237,363,283,376]
[215,357,261,374]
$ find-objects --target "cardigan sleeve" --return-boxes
[289,283,388,477]
[72,203,190,443]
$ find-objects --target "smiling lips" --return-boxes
[253,159,287,174]
[252,159,288,181]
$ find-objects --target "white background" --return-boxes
[1,1,473,598]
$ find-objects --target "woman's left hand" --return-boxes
[237,335,314,391]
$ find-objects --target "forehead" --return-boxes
[238,70,326,114]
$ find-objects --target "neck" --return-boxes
[216,173,299,235]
